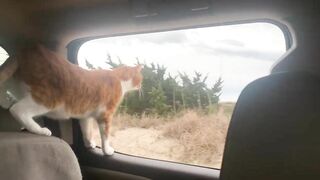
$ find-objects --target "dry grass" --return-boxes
[161,110,229,167]
[108,103,233,168]
[111,113,166,135]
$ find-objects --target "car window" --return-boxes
[77,22,286,169]
[0,47,9,65]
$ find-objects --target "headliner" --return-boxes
[0,0,313,51]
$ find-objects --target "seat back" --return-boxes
[220,72,320,180]
[0,132,82,180]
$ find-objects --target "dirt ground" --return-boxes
[91,103,234,169]
[111,128,184,162]
[94,127,222,168]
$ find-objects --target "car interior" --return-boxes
[1,0,320,179]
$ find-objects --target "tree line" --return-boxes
[85,55,223,116]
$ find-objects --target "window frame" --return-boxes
[67,19,292,179]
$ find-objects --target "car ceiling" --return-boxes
[2,0,320,78]
[0,0,316,51]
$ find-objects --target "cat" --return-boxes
[0,43,143,155]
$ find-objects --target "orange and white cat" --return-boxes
[0,44,143,155]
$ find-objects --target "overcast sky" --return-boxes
[78,23,286,102]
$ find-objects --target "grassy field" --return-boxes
[93,103,235,169]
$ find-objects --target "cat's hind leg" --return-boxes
[79,117,97,148]
[9,95,52,136]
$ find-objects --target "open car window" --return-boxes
[77,22,286,169]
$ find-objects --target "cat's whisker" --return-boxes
[139,88,142,100]
[141,88,144,98]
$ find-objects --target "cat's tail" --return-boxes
[0,57,18,84]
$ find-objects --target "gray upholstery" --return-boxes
[220,72,320,180]
[0,132,82,180]
[0,107,21,132]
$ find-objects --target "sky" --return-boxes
[78,22,286,102]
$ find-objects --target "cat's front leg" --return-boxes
[97,110,115,156]
[98,122,114,155]
[9,95,52,136]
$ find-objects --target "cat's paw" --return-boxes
[103,146,114,156]
[89,141,97,148]
[38,127,52,136]
[84,141,97,149]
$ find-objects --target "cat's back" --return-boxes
[14,44,89,107]
[13,44,122,111]
[16,44,80,87]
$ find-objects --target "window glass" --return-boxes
[78,22,286,168]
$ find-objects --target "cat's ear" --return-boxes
[136,65,143,72]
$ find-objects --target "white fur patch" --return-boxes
[121,80,134,96]
[9,95,52,136]
[9,93,106,136]
[45,105,105,120]
[103,139,114,155]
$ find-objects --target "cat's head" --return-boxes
[113,65,143,92]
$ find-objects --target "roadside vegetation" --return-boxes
[87,56,234,168]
